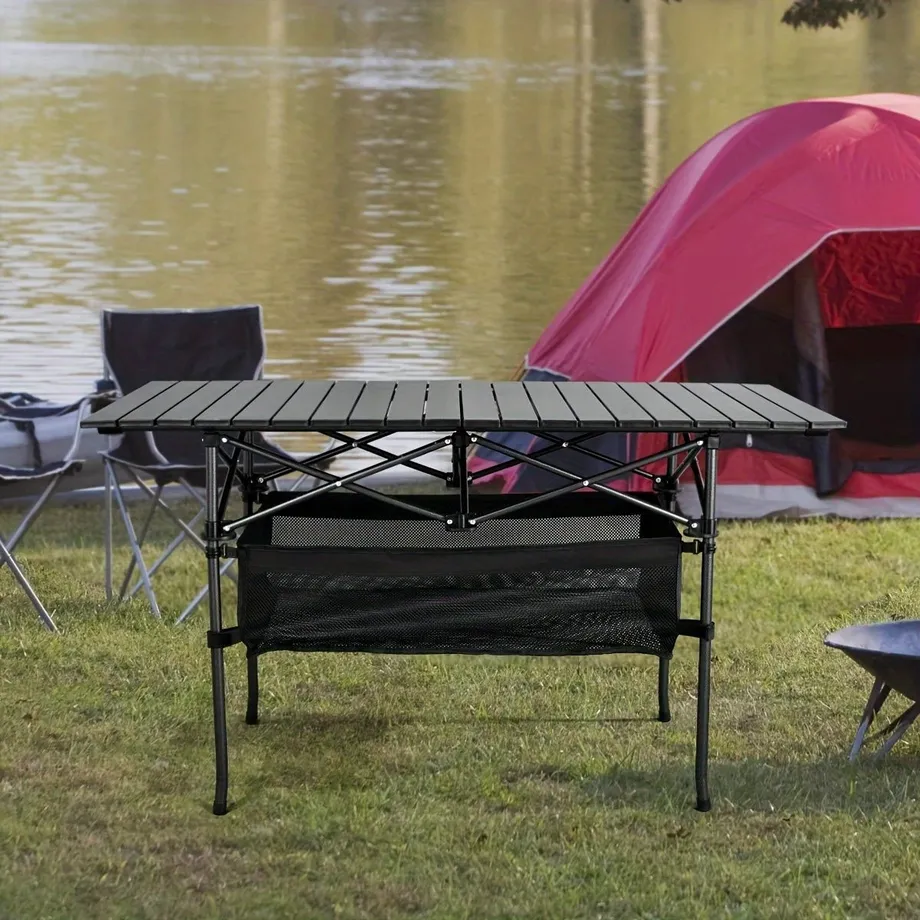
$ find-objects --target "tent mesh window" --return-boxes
[236,492,682,658]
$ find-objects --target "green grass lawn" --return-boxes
[3,502,920,919]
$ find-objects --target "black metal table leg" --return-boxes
[241,432,260,727]
[658,432,679,724]
[695,435,718,812]
[205,436,231,816]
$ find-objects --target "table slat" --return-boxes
[424,380,462,428]
[192,381,271,427]
[83,379,844,435]
[229,380,304,427]
[491,382,538,429]
[680,383,772,429]
[81,381,177,428]
[460,381,501,429]
[522,381,578,427]
[154,381,240,425]
[616,383,695,429]
[347,382,396,428]
[649,383,733,429]
[554,382,614,427]
[587,383,654,428]
[271,381,335,428]
[744,384,844,431]
[713,384,809,430]
[309,380,366,428]
[117,381,210,428]
[386,381,428,427]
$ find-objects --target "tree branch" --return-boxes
[780,0,891,29]
[628,0,894,30]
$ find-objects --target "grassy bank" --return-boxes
[2,503,920,919]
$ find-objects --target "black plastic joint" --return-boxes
[207,627,241,649]
[704,434,721,450]
[684,518,718,540]
[202,432,223,447]
[652,475,678,497]
[445,513,473,531]
[240,480,268,503]
[677,619,715,640]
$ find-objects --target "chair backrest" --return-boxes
[102,305,265,468]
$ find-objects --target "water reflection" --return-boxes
[0,0,918,409]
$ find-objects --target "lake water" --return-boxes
[2,0,919,410]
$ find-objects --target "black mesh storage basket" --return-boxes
[236,492,682,658]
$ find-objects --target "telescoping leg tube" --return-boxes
[241,433,260,727]
[657,432,679,723]
[205,436,231,816]
[695,435,719,812]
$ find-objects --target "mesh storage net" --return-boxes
[236,492,682,658]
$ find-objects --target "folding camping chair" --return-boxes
[100,304,322,624]
[0,392,99,632]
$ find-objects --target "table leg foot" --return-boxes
[213,799,229,816]
[695,797,711,813]
[657,656,671,722]
[246,655,260,725]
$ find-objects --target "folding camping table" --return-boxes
[82,379,846,815]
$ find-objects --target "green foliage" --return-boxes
[3,504,920,917]
[781,0,892,29]
[647,0,893,29]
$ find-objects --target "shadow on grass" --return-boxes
[585,752,920,815]
[214,707,659,804]
[433,715,658,724]
[214,706,920,817]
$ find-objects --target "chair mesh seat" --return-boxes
[237,492,682,658]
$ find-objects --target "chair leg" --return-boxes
[174,558,235,625]
[108,464,237,621]
[0,537,57,632]
[657,656,671,722]
[246,655,260,725]
[0,474,65,576]
[117,484,163,601]
[175,480,237,587]
[126,510,204,600]
[104,461,114,601]
[2,475,64,558]
[179,477,207,507]
[122,469,205,549]
[109,471,161,618]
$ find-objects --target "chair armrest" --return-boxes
[90,389,119,413]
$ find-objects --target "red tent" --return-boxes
[475,94,920,517]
